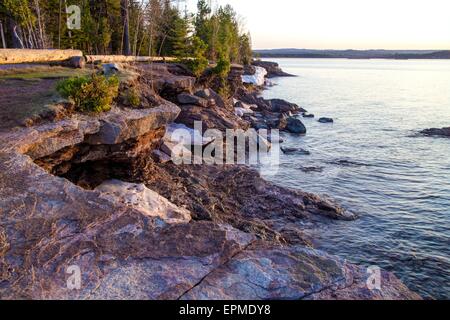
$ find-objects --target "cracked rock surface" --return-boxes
[0,67,420,300]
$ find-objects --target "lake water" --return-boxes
[260,58,450,299]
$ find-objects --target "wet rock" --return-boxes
[302,113,315,118]
[96,179,191,225]
[327,159,370,167]
[306,196,357,221]
[285,117,307,134]
[420,127,450,138]
[318,117,334,123]
[281,147,311,155]
[299,166,324,173]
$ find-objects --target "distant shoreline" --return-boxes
[253,49,450,60]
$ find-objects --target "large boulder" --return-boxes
[318,117,334,124]
[286,117,307,134]
[86,104,180,145]
[269,98,305,114]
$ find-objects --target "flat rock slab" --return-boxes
[181,245,347,300]
[96,179,191,225]
[1,103,180,159]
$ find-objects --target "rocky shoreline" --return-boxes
[0,61,420,300]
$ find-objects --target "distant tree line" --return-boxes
[0,0,252,65]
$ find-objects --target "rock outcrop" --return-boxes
[420,127,450,138]
[0,149,418,300]
[0,62,420,300]
[252,60,295,78]
[175,89,249,132]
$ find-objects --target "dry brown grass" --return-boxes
[0,66,93,80]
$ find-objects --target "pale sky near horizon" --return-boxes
[185,0,450,50]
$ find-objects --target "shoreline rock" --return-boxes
[0,61,421,300]
[252,60,296,78]
[318,117,334,123]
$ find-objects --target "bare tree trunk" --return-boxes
[34,0,46,48]
[121,0,131,55]
[58,0,62,48]
[132,0,147,56]
[0,20,6,48]
[13,26,25,49]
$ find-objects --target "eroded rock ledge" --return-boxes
[0,64,420,300]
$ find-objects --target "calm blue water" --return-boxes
[260,58,450,299]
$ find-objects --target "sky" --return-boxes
[185,0,450,50]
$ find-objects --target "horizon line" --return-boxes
[253,48,450,51]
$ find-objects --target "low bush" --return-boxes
[121,87,141,108]
[182,36,209,77]
[56,73,119,113]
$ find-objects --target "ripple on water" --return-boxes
[261,58,450,299]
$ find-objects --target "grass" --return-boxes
[0,65,137,130]
[0,66,94,80]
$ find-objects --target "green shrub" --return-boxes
[56,74,119,113]
[121,87,141,108]
[183,36,209,77]
[213,53,231,78]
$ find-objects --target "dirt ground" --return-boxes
[0,67,93,131]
